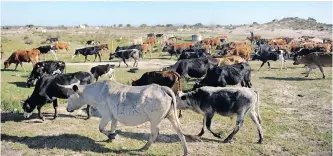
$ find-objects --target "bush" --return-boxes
[23,36,29,40]
[140,24,148,27]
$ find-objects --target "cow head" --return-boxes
[109,53,116,60]
[131,78,139,86]
[4,61,10,69]
[176,91,195,111]
[293,56,304,65]
[252,53,261,61]
[56,81,84,113]
[21,97,35,118]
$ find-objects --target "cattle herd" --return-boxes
[2,34,333,155]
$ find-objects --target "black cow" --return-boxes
[293,48,317,60]
[178,51,208,60]
[36,45,57,59]
[21,71,94,121]
[177,86,263,143]
[45,38,59,43]
[90,64,116,81]
[193,62,252,89]
[109,49,140,67]
[27,61,66,88]
[252,47,287,71]
[86,40,100,46]
[72,46,102,62]
[162,57,218,81]
[156,34,164,38]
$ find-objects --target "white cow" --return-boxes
[132,37,143,45]
[58,80,188,155]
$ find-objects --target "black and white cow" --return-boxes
[27,61,66,88]
[36,45,57,60]
[72,46,102,62]
[109,49,141,67]
[22,71,94,121]
[177,86,263,144]
[162,57,218,81]
[252,45,287,71]
[86,40,100,46]
[193,62,252,89]
[90,64,116,81]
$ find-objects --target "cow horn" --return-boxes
[131,78,137,81]
[71,55,76,59]
[177,91,185,97]
[56,80,80,89]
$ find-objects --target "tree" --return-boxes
[166,24,173,27]
[113,24,116,27]
[26,24,34,28]
[140,24,147,27]
[182,24,188,28]
[126,24,131,27]
[118,24,123,27]
[193,23,203,28]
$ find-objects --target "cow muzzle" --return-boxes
[67,108,74,113]
[23,111,32,118]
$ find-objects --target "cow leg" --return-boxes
[123,58,129,67]
[317,64,326,79]
[140,121,161,151]
[249,109,263,144]
[86,105,91,119]
[223,113,246,143]
[99,116,112,139]
[205,113,222,138]
[267,62,271,70]
[84,56,88,62]
[14,62,19,71]
[93,54,97,62]
[37,105,45,121]
[98,53,101,62]
[198,116,206,137]
[305,68,312,77]
[166,108,188,156]
[118,60,122,67]
[258,61,266,71]
[178,110,182,118]
[53,99,58,119]
[133,59,137,67]
[109,117,118,138]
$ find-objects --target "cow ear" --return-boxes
[73,85,78,92]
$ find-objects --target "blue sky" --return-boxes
[1,1,332,26]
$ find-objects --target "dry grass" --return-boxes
[1,28,332,155]
[1,60,332,156]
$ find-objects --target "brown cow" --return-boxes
[215,55,246,66]
[54,43,69,51]
[142,43,152,57]
[4,49,40,71]
[315,44,331,53]
[144,37,157,44]
[201,38,221,46]
[269,38,287,45]
[225,44,252,61]
[131,70,184,118]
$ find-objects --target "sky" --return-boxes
[1,1,332,26]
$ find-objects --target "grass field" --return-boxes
[1,28,332,156]
[1,59,332,156]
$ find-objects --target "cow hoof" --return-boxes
[40,117,45,121]
[223,139,232,143]
[257,140,263,144]
[107,133,117,140]
[305,75,309,77]
[53,116,57,119]
[86,116,91,120]
[139,146,148,151]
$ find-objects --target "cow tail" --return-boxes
[173,71,182,91]
[163,87,183,133]
[254,90,261,123]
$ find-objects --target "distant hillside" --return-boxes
[248,17,332,31]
